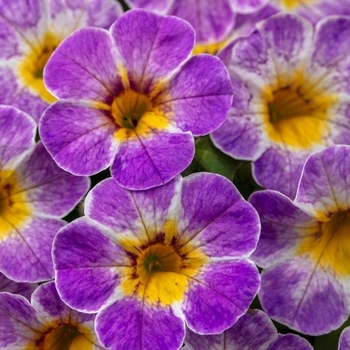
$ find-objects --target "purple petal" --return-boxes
[96,298,185,350]
[53,218,124,313]
[44,27,118,101]
[0,218,64,282]
[260,258,348,335]
[15,142,89,217]
[184,309,278,350]
[110,9,194,92]
[0,292,43,349]
[339,327,350,350]
[0,272,36,300]
[295,145,350,218]
[266,334,313,350]
[111,129,194,190]
[158,54,233,136]
[182,260,260,334]
[40,101,117,176]
[0,106,35,168]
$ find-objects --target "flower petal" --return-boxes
[95,297,185,350]
[182,260,260,334]
[40,101,117,176]
[110,9,194,92]
[53,218,125,313]
[111,129,194,190]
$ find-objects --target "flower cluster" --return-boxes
[0,0,350,349]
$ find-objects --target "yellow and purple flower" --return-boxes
[250,145,350,335]
[0,105,89,282]
[0,281,104,349]
[53,173,260,350]
[184,309,313,350]
[39,9,233,190]
[212,13,350,198]
[0,0,122,122]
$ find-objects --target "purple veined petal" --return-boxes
[249,190,319,268]
[295,145,350,218]
[0,105,36,169]
[168,0,236,44]
[53,217,125,313]
[111,129,194,190]
[14,142,89,217]
[177,173,260,258]
[266,334,313,350]
[31,281,72,321]
[110,9,195,92]
[0,292,44,349]
[182,260,260,334]
[310,16,350,69]
[0,217,65,282]
[339,327,350,350]
[157,54,233,136]
[260,257,348,335]
[95,297,185,350]
[252,145,309,199]
[0,272,37,300]
[256,13,313,80]
[44,27,119,101]
[39,101,117,176]
[125,0,173,14]
[85,177,180,244]
[184,309,278,350]
[230,0,270,14]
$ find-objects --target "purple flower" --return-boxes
[212,13,350,198]
[0,0,122,122]
[0,105,89,282]
[39,9,233,190]
[0,281,104,349]
[53,173,260,350]
[250,145,350,335]
[184,309,313,350]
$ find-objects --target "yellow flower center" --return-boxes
[18,32,60,103]
[0,170,31,239]
[121,230,207,306]
[263,73,337,149]
[111,90,152,130]
[297,211,350,275]
[27,324,94,350]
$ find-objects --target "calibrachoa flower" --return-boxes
[53,173,261,350]
[0,272,36,300]
[212,13,350,198]
[40,9,233,190]
[0,281,104,349]
[0,105,89,282]
[250,145,350,335]
[0,0,122,122]
[184,309,313,350]
[125,0,272,54]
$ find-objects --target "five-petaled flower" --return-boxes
[212,13,350,198]
[40,9,233,190]
[53,173,260,350]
